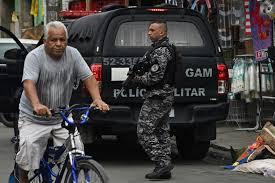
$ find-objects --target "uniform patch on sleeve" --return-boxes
[151,64,159,72]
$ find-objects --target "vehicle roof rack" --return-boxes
[101,3,127,12]
[153,3,178,8]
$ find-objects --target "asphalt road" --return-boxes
[0,123,274,183]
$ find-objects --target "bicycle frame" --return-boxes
[28,104,96,183]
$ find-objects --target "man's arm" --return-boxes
[83,75,109,111]
[73,48,109,111]
[21,52,51,116]
[23,79,51,116]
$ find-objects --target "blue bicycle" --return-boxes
[9,104,109,183]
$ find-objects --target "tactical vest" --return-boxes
[144,43,176,89]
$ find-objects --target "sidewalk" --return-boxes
[208,123,260,163]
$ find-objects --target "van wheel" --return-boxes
[176,134,210,160]
[0,113,18,128]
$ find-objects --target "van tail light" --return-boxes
[90,64,102,81]
[217,63,229,94]
[147,8,168,12]
[91,63,102,93]
[82,64,102,95]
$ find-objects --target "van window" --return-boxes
[115,21,204,47]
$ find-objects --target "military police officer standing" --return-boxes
[131,20,175,180]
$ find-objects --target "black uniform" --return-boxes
[133,37,175,168]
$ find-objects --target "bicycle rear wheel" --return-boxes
[64,159,109,183]
[8,164,44,183]
[8,164,20,183]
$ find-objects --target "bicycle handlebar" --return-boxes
[55,104,99,125]
[33,104,99,126]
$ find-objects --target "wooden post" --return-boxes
[17,0,22,37]
[86,0,91,11]
[124,0,129,6]
[44,0,47,27]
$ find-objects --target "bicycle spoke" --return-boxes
[78,168,101,183]
[28,170,43,183]
[64,159,108,183]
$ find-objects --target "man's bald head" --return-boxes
[148,20,168,42]
[150,20,167,33]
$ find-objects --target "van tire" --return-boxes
[0,113,18,128]
[176,133,210,160]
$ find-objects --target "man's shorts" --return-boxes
[15,111,83,171]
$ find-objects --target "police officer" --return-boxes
[131,20,175,180]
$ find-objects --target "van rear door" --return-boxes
[102,10,221,104]
[0,26,29,112]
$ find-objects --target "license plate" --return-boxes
[169,108,174,117]
[111,68,128,81]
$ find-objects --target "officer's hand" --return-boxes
[33,103,51,117]
[127,65,135,76]
[132,64,141,73]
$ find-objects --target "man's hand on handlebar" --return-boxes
[92,99,110,112]
[33,103,52,117]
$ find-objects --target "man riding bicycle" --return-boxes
[15,21,109,183]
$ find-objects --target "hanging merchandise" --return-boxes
[191,0,212,18]
[231,57,246,93]
[250,0,272,61]
[30,0,44,26]
[227,56,255,127]
[244,58,258,100]
[14,0,20,15]
[217,0,246,49]
[260,0,275,19]
[231,55,274,100]
[165,0,178,5]
[244,0,252,36]
[231,0,246,42]
[217,0,232,48]
[257,61,274,93]
[229,54,275,130]
[62,0,73,11]
[231,0,242,25]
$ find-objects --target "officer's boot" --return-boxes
[145,162,174,180]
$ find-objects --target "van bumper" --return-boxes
[170,102,229,124]
[89,105,137,134]
[89,102,228,134]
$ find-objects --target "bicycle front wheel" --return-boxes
[64,159,109,183]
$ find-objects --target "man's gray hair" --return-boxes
[44,21,68,40]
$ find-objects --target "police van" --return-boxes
[0,6,229,159]
[67,6,229,159]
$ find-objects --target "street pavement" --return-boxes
[0,123,14,183]
[213,122,260,149]
[0,121,273,182]
[208,122,260,164]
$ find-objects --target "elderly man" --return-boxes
[16,21,109,182]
